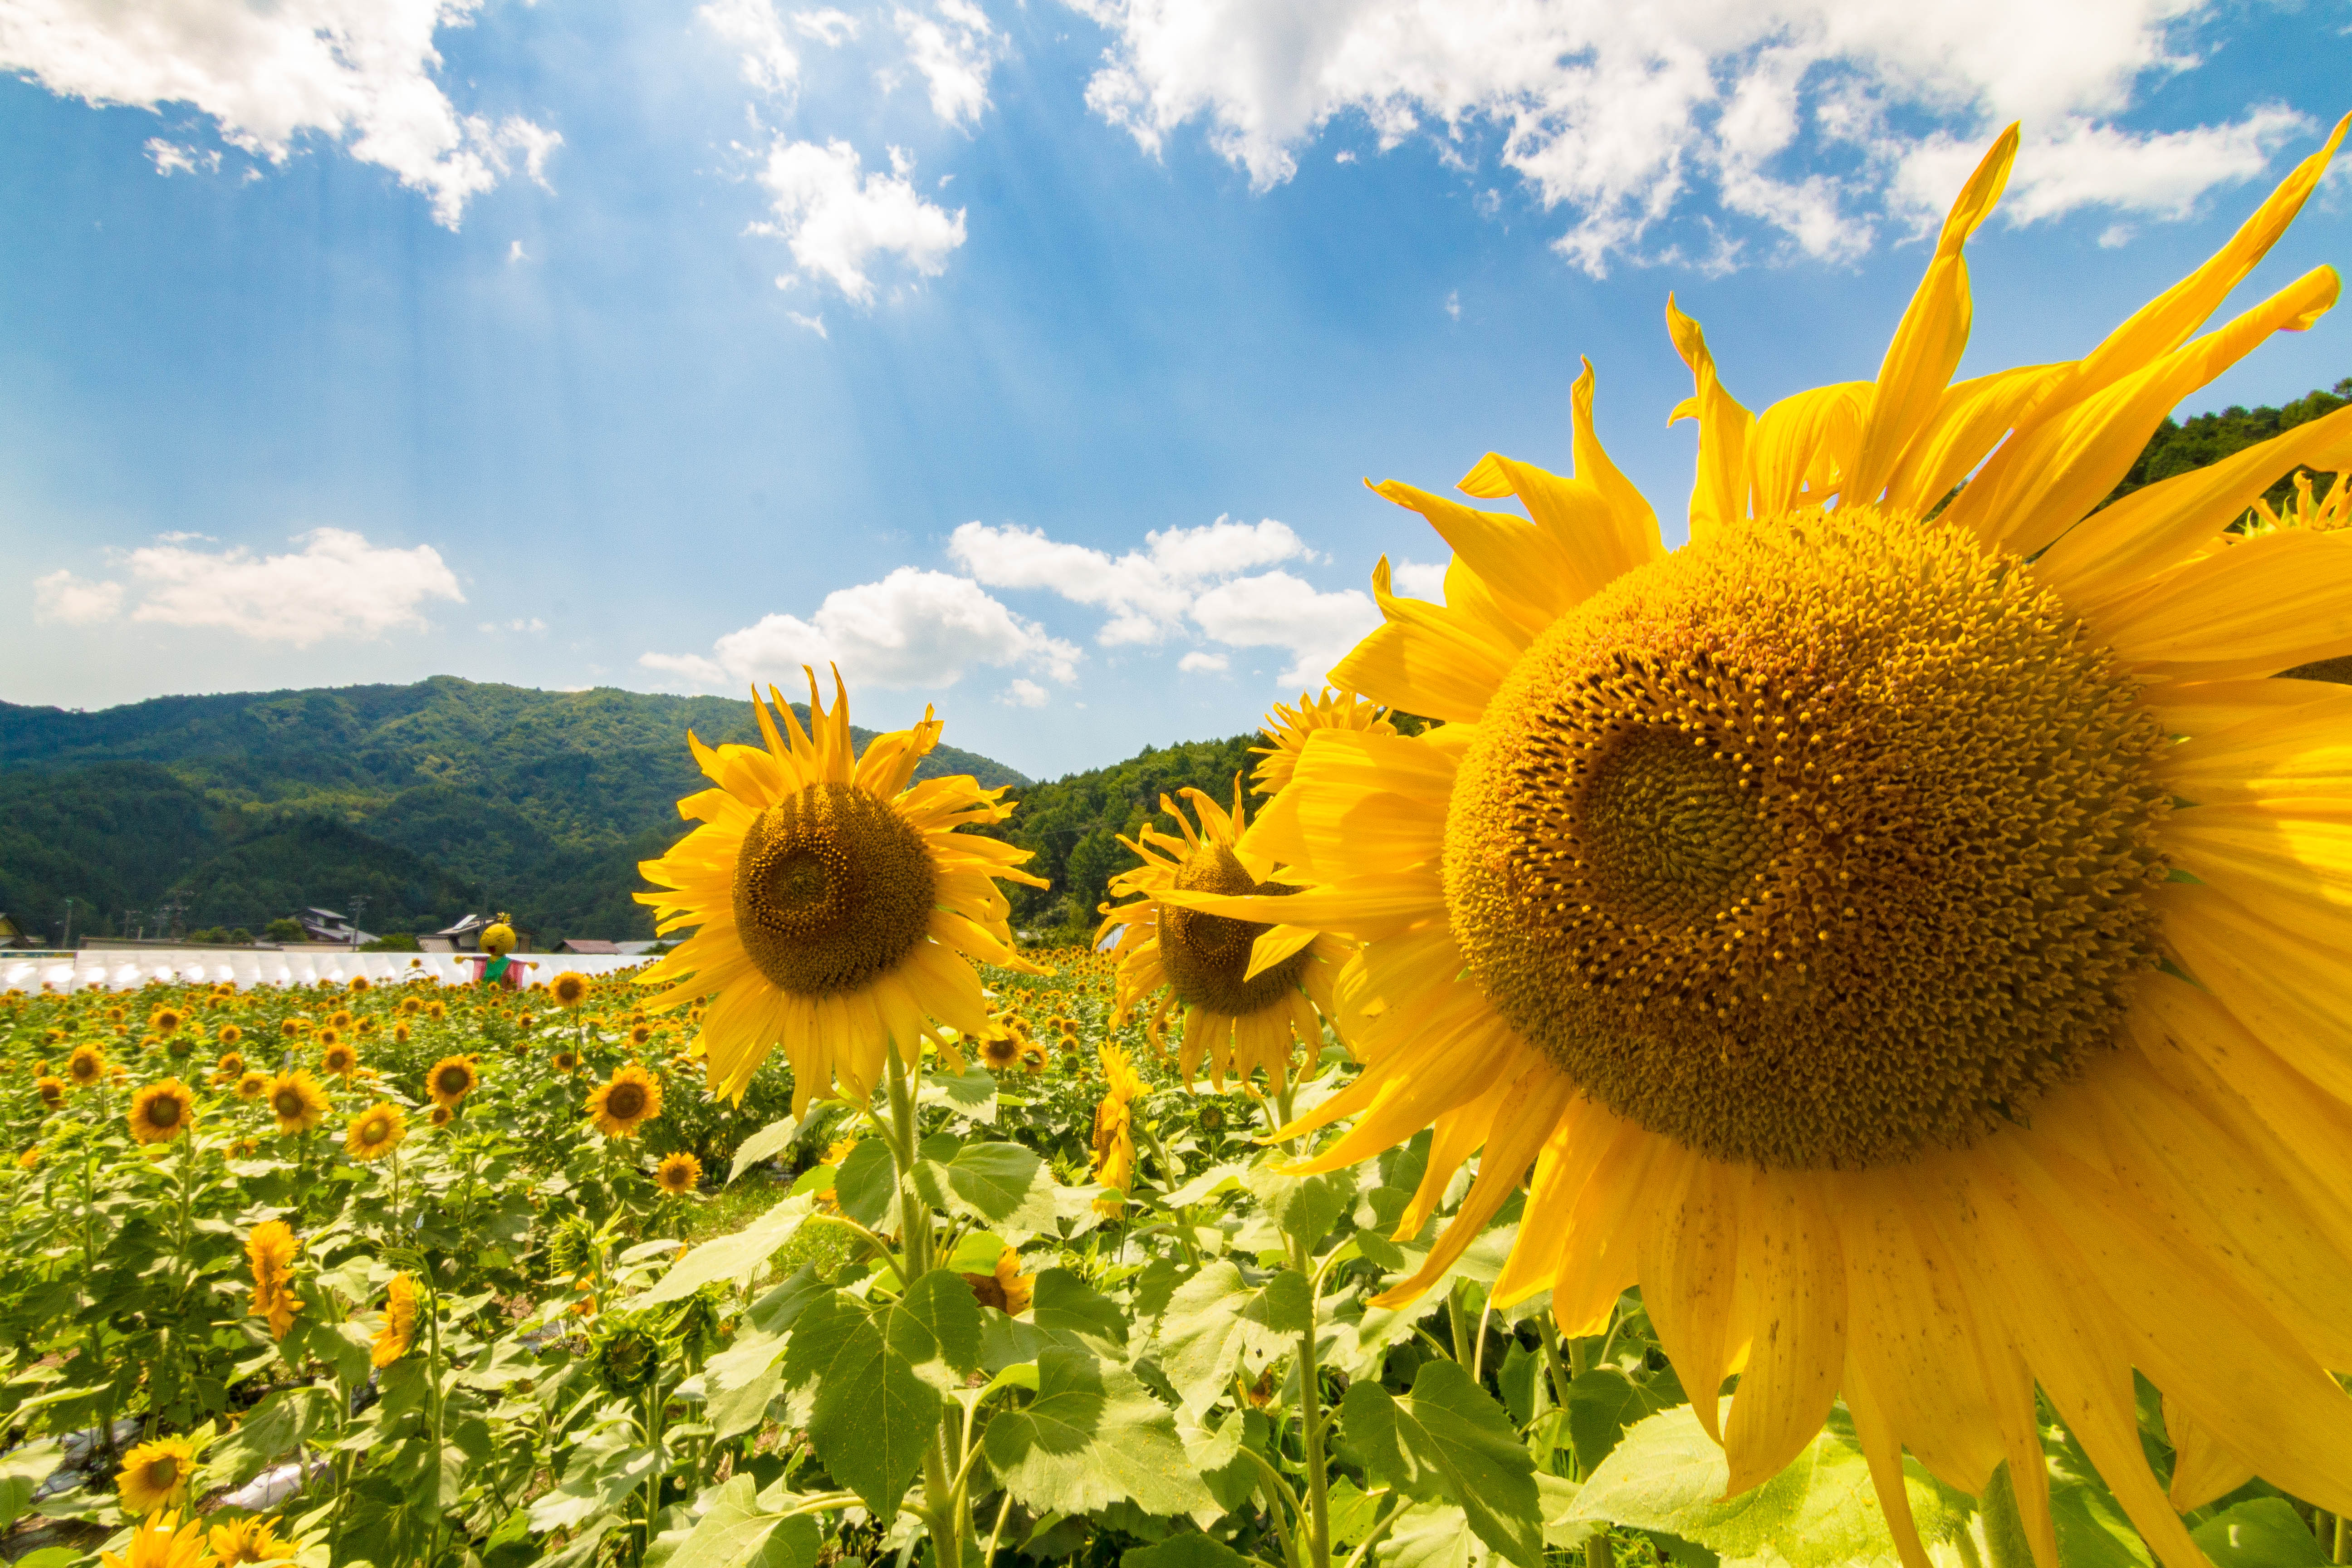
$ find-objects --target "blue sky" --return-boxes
[4,0,2349,780]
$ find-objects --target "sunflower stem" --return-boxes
[1290,1235,1333,1568]
[884,1040,965,1568]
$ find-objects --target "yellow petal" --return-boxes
[1636,1151,1747,1444]
[1665,296,1756,542]
[1749,382,1871,514]
[1721,1175,1847,1495]
[1333,557,1519,722]
[2090,529,2352,681]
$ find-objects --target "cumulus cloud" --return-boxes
[895,0,1007,129]
[1062,0,2307,273]
[32,570,125,626]
[949,516,1310,644]
[1390,558,1449,599]
[113,528,465,644]
[1002,677,1050,706]
[1188,570,1378,691]
[701,0,803,96]
[1177,650,1229,673]
[0,0,560,228]
[752,138,967,301]
[641,567,1079,693]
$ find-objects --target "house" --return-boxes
[423,914,536,953]
[0,913,43,950]
[554,938,622,955]
[296,907,374,946]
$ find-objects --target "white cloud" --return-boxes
[785,309,829,337]
[1390,558,1448,599]
[145,138,219,176]
[1063,0,2304,274]
[752,138,967,301]
[45,528,463,645]
[0,0,560,228]
[1002,677,1049,706]
[32,570,125,626]
[949,515,1309,644]
[479,617,548,633]
[1177,650,1229,673]
[895,0,1007,129]
[642,567,1079,693]
[702,0,801,97]
[794,8,861,45]
[1188,570,1379,690]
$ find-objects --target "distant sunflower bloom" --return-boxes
[213,1051,245,1085]
[235,1071,268,1102]
[217,1023,243,1048]
[265,1071,329,1135]
[628,1023,653,1048]
[397,996,421,1017]
[148,1005,184,1037]
[587,1065,662,1138]
[127,1079,196,1145]
[654,1151,702,1195]
[115,1434,200,1514]
[964,1246,1034,1316]
[550,970,591,1009]
[328,1010,353,1031]
[425,1055,478,1108]
[35,1076,66,1111]
[347,975,371,994]
[976,1027,1021,1073]
[1170,120,2352,1565]
[65,1045,104,1087]
[278,1018,302,1038]
[372,1273,417,1367]
[428,1103,451,1128]
[355,1015,378,1037]
[1097,782,1346,1091]
[345,1102,406,1162]
[392,1023,410,1044]
[1090,1091,1134,1212]
[101,1509,210,1568]
[246,1219,303,1338]
[319,1040,359,1080]
[1251,688,1397,797]
[209,1514,299,1564]
[426,1001,446,1022]
[635,671,1049,1111]
[551,1047,580,1074]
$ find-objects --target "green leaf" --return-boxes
[1031,1268,1129,1355]
[640,1196,814,1306]
[831,1138,898,1228]
[1326,1476,1384,1549]
[943,1142,1059,1238]
[1569,1401,1973,1568]
[1121,1535,1252,1568]
[746,1264,828,1335]
[981,1347,1216,1521]
[946,1230,1016,1275]
[1244,1160,1352,1246]
[665,1475,826,1568]
[1176,1407,1260,1516]
[206,1387,334,1490]
[728,1117,801,1186]
[2192,1499,2328,1568]
[527,1431,659,1533]
[920,1064,999,1124]
[1564,1367,1685,1478]
[1157,1262,1311,1412]
[1379,1502,1485,1568]
[776,1274,981,1518]
[1340,1359,1542,1568]
[704,1332,786,1442]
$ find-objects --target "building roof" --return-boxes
[556,938,622,954]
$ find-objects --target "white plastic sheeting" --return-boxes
[0,949,651,994]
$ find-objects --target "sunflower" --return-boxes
[239,1220,301,1339]
[428,1103,452,1128]
[235,1070,267,1102]
[128,1079,196,1145]
[115,1434,200,1514]
[392,1023,411,1044]
[278,1018,302,1038]
[551,1047,580,1074]
[1251,688,1397,797]
[550,970,591,1009]
[148,1005,183,1038]
[265,1071,328,1135]
[424,1055,478,1108]
[347,974,371,994]
[654,1150,702,1195]
[35,1076,65,1111]
[1096,782,1347,1091]
[964,1246,1034,1315]
[328,1010,353,1031]
[372,1273,417,1367]
[66,1044,104,1087]
[397,996,421,1017]
[101,1510,211,1568]
[345,1102,406,1161]
[587,1064,662,1138]
[976,1025,1022,1073]
[426,1001,446,1022]
[209,1516,299,1565]
[213,1051,245,1085]
[634,671,1049,1110]
[319,1041,359,1082]
[627,1023,654,1048]
[1166,120,2352,1567]
[217,1023,242,1049]
[1090,1050,1137,1200]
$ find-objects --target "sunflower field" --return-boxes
[9,107,2352,1568]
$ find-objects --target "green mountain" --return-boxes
[0,677,1023,946]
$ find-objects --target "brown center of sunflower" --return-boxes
[146,1457,179,1487]
[733,781,938,996]
[273,1088,306,1118]
[605,1081,649,1120]
[435,1067,469,1095]
[1444,509,2172,1169]
[1159,842,1309,1016]
[143,1095,185,1129]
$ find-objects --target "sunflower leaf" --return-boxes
[1340,1359,1543,1568]
[777,1289,948,1518]
[1243,1160,1352,1245]
[831,1138,899,1229]
[2191,1498,2329,1568]
[638,1196,814,1307]
[664,1475,826,1568]
[1156,1262,1311,1413]
[980,1346,1215,1523]
[1568,1401,1973,1568]
[943,1142,1059,1238]
[726,1116,800,1186]
[1563,1366,1686,1478]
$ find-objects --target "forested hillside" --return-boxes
[0,678,1019,946]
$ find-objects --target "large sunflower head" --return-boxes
[635,669,1049,1111]
[35,1076,65,1111]
[344,1102,406,1162]
[1251,688,1396,797]
[425,1055,478,1107]
[1095,780,1343,1091]
[587,1064,663,1138]
[265,1070,329,1135]
[115,1434,200,1515]
[235,1070,268,1102]
[128,1079,196,1145]
[65,1044,104,1086]
[1189,117,2352,1566]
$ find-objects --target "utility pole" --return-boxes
[61,898,74,951]
[127,909,142,942]
[348,894,369,947]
